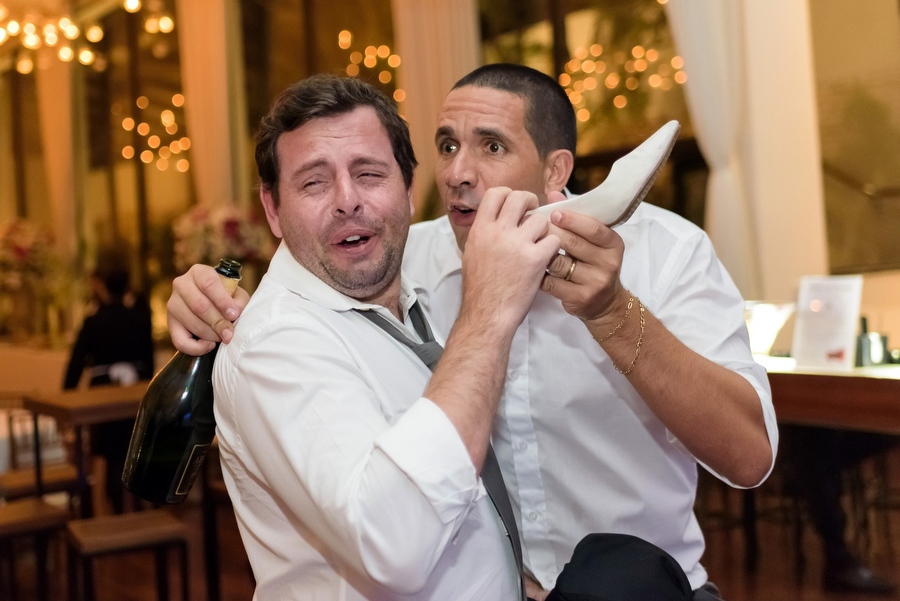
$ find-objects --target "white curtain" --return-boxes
[176,0,247,207]
[665,0,762,299]
[391,0,481,213]
[35,48,77,260]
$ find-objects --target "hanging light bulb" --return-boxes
[124,0,142,13]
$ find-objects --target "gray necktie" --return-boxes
[358,302,526,599]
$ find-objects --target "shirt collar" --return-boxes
[410,216,463,301]
[267,241,418,319]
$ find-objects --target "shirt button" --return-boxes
[509,371,519,380]
[527,512,538,521]
[518,442,528,451]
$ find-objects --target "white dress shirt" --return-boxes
[402,204,779,591]
[213,242,519,600]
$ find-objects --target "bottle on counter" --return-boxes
[122,258,242,504]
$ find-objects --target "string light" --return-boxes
[0,7,108,72]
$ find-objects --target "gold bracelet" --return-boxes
[597,293,634,342]
[614,298,645,375]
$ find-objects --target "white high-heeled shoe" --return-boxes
[528,120,681,227]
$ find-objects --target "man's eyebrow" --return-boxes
[287,158,329,183]
[434,125,455,144]
[473,127,512,146]
[350,156,391,170]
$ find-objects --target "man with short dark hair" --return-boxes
[170,64,778,600]
[211,73,558,599]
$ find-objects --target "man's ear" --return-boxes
[544,149,574,199]
[260,187,284,239]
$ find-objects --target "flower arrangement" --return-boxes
[0,219,55,292]
[172,203,275,273]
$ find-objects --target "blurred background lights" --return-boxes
[171,93,184,107]
[16,54,33,74]
[77,48,94,64]
[22,33,40,49]
[338,30,351,49]
[124,0,142,13]
[158,15,174,33]
[86,25,104,43]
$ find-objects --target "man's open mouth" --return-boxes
[339,235,370,246]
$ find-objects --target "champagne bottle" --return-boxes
[122,258,242,504]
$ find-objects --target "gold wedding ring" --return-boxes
[564,258,577,282]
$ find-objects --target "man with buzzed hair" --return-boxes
[170,63,777,601]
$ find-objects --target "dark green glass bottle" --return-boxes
[122,258,241,504]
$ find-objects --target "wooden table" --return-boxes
[765,361,900,433]
[741,358,900,570]
[23,383,148,517]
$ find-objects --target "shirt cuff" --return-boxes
[375,397,483,524]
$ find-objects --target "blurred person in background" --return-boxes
[63,264,155,513]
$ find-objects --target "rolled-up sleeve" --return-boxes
[651,229,779,486]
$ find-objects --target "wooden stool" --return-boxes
[0,498,69,601]
[66,509,189,601]
[0,463,79,500]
